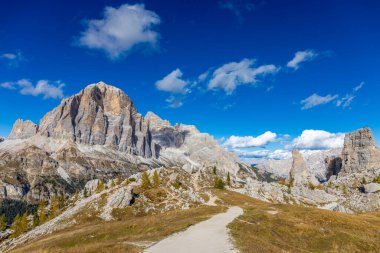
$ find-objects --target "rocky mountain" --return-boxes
[0,82,250,204]
[289,150,319,186]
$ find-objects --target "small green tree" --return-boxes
[110,179,115,188]
[37,199,47,225]
[141,171,151,190]
[83,187,89,198]
[58,195,65,209]
[116,175,123,185]
[32,213,39,228]
[20,212,28,233]
[226,172,231,186]
[153,170,160,188]
[362,177,367,185]
[73,191,79,203]
[49,197,58,220]
[10,214,21,238]
[214,177,225,189]
[342,184,348,196]
[96,180,105,193]
[213,166,217,175]
[0,214,6,231]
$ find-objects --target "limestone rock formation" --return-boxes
[364,183,380,193]
[37,82,157,158]
[289,150,319,186]
[341,127,380,176]
[8,119,38,139]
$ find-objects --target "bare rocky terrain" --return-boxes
[1,82,380,252]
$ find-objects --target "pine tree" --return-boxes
[110,180,115,188]
[73,191,79,203]
[58,195,65,209]
[38,199,47,225]
[0,214,6,231]
[153,170,160,188]
[96,180,105,193]
[362,177,367,185]
[20,212,28,233]
[10,214,21,238]
[226,172,231,186]
[84,187,89,198]
[141,171,151,190]
[49,197,58,220]
[32,213,39,228]
[214,177,225,189]
[116,175,123,185]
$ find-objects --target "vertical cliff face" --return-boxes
[340,127,380,176]
[289,150,319,185]
[9,82,157,158]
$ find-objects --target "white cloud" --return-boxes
[287,130,344,150]
[287,50,318,70]
[0,79,64,99]
[0,51,24,67]
[301,93,338,110]
[156,69,189,94]
[223,131,278,148]
[233,149,292,160]
[208,59,278,94]
[78,3,161,59]
[165,96,184,108]
[336,82,364,108]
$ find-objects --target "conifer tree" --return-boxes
[96,180,105,193]
[153,170,160,188]
[20,212,28,233]
[73,191,79,203]
[116,175,123,185]
[110,179,115,188]
[0,214,6,231]
[141,171,151,190]
[84,187,89,198]
[38,199,47,225]
[10,214,21,238]
[227,172,231,186]
[49,197,58,220]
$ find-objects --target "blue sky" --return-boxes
[1,0,379,160]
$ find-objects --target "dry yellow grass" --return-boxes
[213,189,380,253]
[10,205,225,253]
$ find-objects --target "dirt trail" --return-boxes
[144,206,243,253]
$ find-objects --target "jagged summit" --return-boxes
[9,82,156,158]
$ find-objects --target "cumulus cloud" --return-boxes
[287,50,318,70]
[287,130,344,150]
[0,51,24,67]
[0,79,64,99]
[235,149,292,160]
[223,131,278,148]
[78,3,161,59]
[208,59,278,94]
[155,69,189,94]
[301,93,338,110]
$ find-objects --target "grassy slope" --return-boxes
[213,190,380,253]
[10,204,225,253]
[10,189,380,253]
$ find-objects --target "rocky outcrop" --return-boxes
[289,150,319,186]
[340,127,380,176]
[364,183,380,193]
[37,82,157,158]
[325,156,342,180]
[145,111,171,130]
[8,119,38,139]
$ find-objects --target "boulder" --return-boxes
[364,183,380,193]
[84,179,101,194]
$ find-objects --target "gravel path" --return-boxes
[144,206,243,253]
